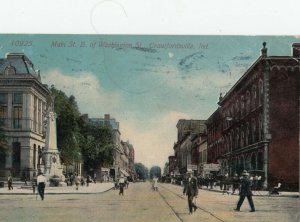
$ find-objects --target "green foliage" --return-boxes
[49,86,81,165]
[150,166,161,179]
[134,163,149,180]
[49,85,114,172]
[80,122,114,172]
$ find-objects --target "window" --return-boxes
[240,125,245,147]
[259,80,263,105]
[4,65,16,75]
[33,97,37,132]
[245,123,250,146]
[235,100,239,118]
[246,91,250,114]
[13,107,22,128]
[252,119,256,143]
[13,93,22,104]
[251,85,257,110]
[0,93,8,104]
[0,93,8,124]
[241,96,245,116]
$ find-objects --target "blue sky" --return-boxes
[0,34,298,169]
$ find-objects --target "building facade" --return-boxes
[207,43,299,190]
[173,119,206,174]
[0,53,50,180]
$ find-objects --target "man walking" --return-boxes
[234,170,255,212]
[37,171,46,200]
[183,169,198,214]
[7,175,13,190]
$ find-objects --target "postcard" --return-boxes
[0,33,299,222]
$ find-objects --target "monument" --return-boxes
[39,96,64,186]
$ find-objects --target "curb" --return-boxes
[200,188,299,198]
[0,186,115,195]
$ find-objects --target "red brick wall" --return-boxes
[269,68,299,190]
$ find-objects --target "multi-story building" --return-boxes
[168,155,176,175]
[0,53,50,180]
[127,142,136,180]
[207,43,299,190]
[174,119,206,174]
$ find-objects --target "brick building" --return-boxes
[173,119,206,174]
[206,43,299,190]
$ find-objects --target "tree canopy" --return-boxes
[134,163,149,180]
[49,85,114,173]
[50,86,82,165]
[149,166,162,179]
[80,122,114,173]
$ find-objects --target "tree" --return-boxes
[49,86,82,165]
[149,166,162,179]
[134,163,149,180]
[80,122,114,175]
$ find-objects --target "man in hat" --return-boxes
[37,171,46,200]
[234,170,255,212]
[183,169,198,214]
[119,176,125,196]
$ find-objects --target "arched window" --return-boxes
[240,125,245,147]
[258,79,263,105]
[235,100,239,118]
[235,128,240,149]
[252,118,256,143]
[4,65,16,75]
[246,91,250,114]
[251,85,257,110]
[251,153,256,170]
[257,152,264,170]
[245,123,250,146]
[259,115,263,141]
[241,96,245,116]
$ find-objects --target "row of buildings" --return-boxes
[166,43,299,191]
[0,52,135,181]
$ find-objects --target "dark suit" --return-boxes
[183,176,198,214]
[236,175,255,211]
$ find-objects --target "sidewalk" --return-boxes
[200,186,299,198]
[0,182,114,195]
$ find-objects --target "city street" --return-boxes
[0,182,298,222]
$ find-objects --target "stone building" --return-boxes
[207,43,299,190]
[0,53,50,180]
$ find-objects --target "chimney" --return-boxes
[292,43,300,58]
[104,114,110,120]
[261,42,267,57]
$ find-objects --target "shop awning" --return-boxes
[120,169,129,177]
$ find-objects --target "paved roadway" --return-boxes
[0,182,298,222]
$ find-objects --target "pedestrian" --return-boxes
[234,170,255,212]
[37,171,46,200]
[153,176,158,191]
[7,175,13,190]
[183,169,198,215]
[232,173,240,194]
[80,177,85,186]
[86,175,90,187]
[74,174,80,190]
[119,176,125,196]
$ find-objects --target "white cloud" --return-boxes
[42,70,121,117]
